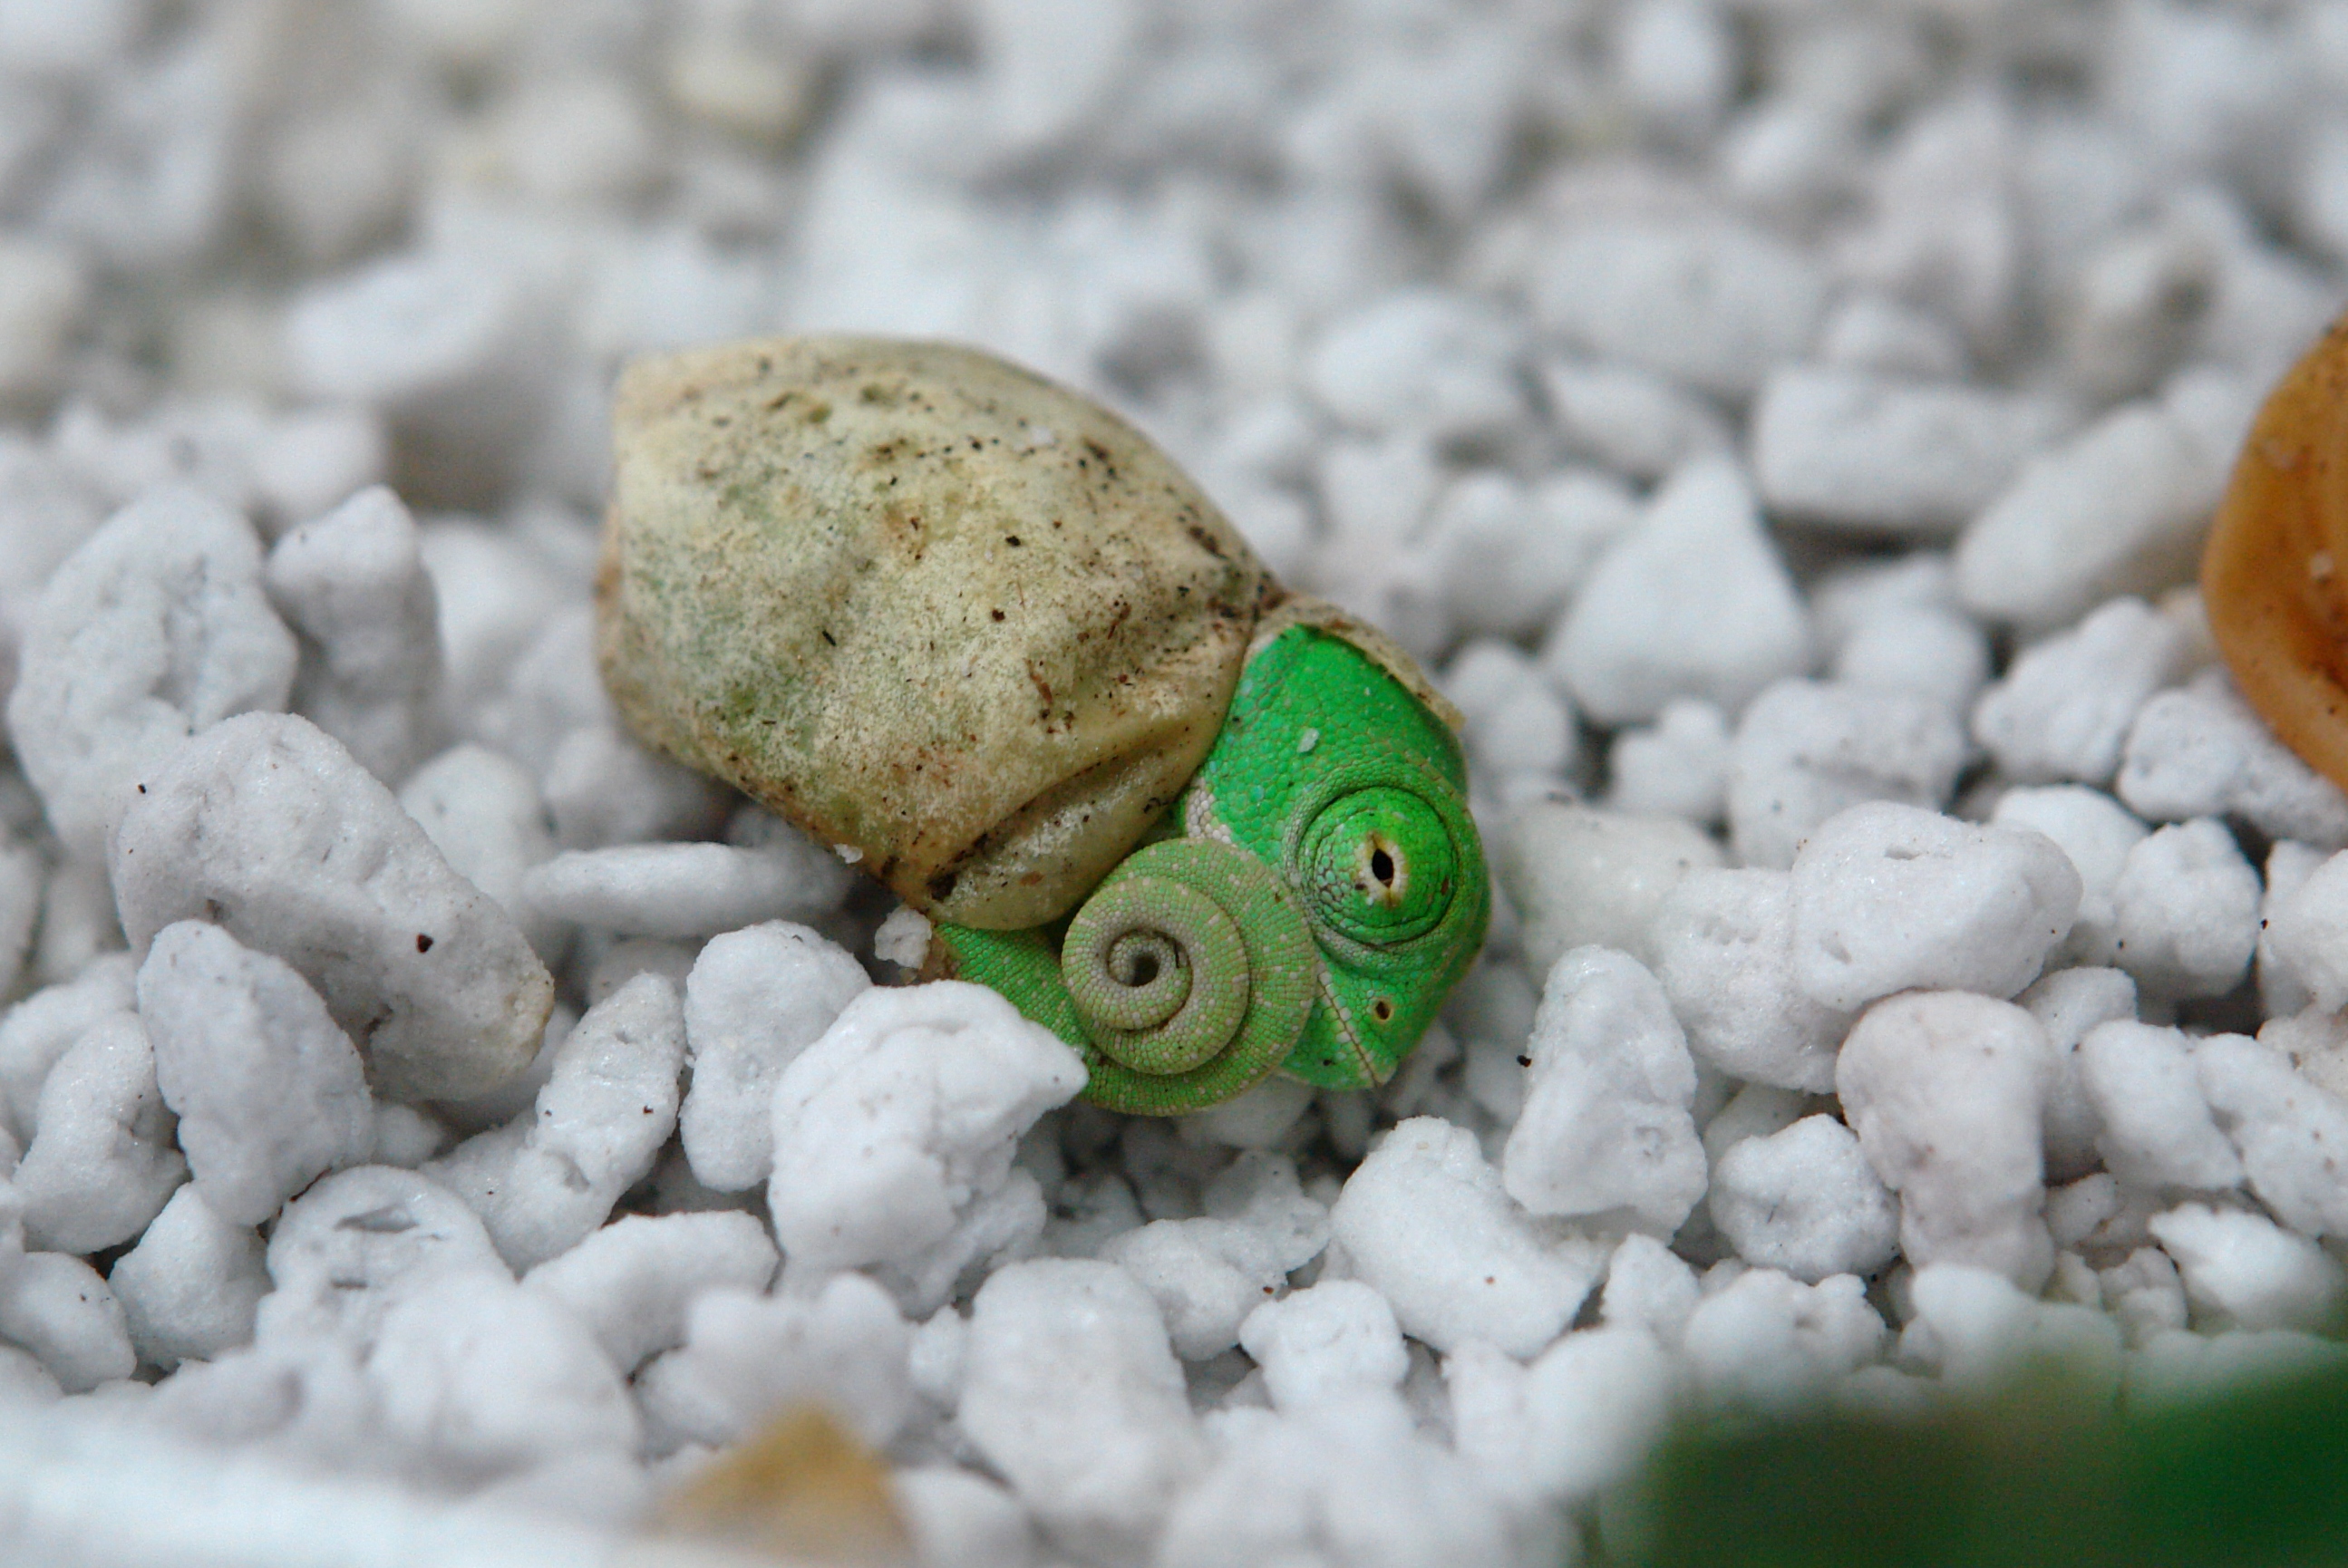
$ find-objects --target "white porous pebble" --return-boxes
[1550,457,1810,727]
[1157,1397,1511,1568]
[960,1259,1203,1567]
[1606,698,1732,824]
[2260,841,2328,1019]
[136,922,372,1227]
[1598,1234,1702,1348]
[1955,401,2229,634]
[521,838,853,940]
[285,248,560,504]
[0,439,104,630]
[1701,1082,1810,1162]
[1304,288,1527,445]
[1425,469,1636,645]
[521,1211,777,1376]
[0,843,39,999]
[1182,1074,1315,1152]
[636,1272,911,1452]
[0,958,136,1148]
[1447,1325,1677,1507]
[1709,1117,1899,1282]
[0,1345,62,1406]
[1502,947,1707,1235]
[1898,1265,2120,1394]
[1751,366,2072,537]
[679,921,870,1193]
[1441,640,1576,787]
[0,237,87,401]
[1237,1280,1409,1413]
[2257,847,2348,1014]
[31,859,126,989]
[263,485,442,784]
[1790,802,2081,1012]
[1530,212,1827,398]
[1496,799,1723,977]
[2105,818,2261,1000]
[2119,673,2348,847]
[441,585,592,772]
[1809,554,1965,657]
[895,1467,1036,1568]
[1330,1116,1607,1358]
[1828,605,1990,714]
[768,984,1084,1310]
[0,1250,135,1393]
[1838,992,2057,1290]
[12,1012,184,1254]
[1540,360,1728,482]
[1613,0,1736,140]
[1970,598,2191,786]
[111,711,556,1104]
[1679,1269,1885,1410]
[365,1267,640,1474]
[1812,289,1963,375]
[2146,1203,2346,1333]
[428,973,685,1273]
[106,1185,269,1370]
[2193,1034,2348,1240]
[5,486,296,860]
[2264,1006,2348,1108]
[2076,1021,2243,1192]
[2100,1246,2190,1345]
[1100,1154,1329,1361]
[255,1166,506,1349]
[2020,966,2139,1183]
[396,744,566,963]
[1991,788,2149,968]
[541,722,730,850]
[1726,679,1969,869]
[1652,867,1848,1092]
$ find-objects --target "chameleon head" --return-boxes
[938,598,1489,1115]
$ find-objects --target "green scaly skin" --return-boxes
[936,624,1490,1115]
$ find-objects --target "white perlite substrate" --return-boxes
[3,3,2348,1567]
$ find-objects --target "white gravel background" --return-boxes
[4,1,2348,1565]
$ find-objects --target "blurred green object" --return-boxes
[1621,1358,2348,1568]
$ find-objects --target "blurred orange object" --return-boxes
[658,1404,912,1567]
[2203,316,2348,796]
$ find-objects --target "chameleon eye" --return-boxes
[1298,785,1457,945]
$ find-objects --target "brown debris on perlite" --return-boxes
[2204,314,2348,795]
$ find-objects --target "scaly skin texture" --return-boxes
[938,621,1489,1114]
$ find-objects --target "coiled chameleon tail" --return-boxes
[935,614,1489,1115]
[947,840,1318,1115]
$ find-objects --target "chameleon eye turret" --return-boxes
[597,335,1489,1113]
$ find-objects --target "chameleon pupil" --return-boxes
[1302,787,1454,945]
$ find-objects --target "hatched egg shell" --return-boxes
[597,336,1268,930]
[2203,315,2348,795]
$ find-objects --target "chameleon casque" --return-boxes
[595,334,1488,1114]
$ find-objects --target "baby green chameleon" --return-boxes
[597,335,1489,1114]
[938,602,1489,1114]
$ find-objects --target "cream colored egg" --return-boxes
[596,335,1269,930]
